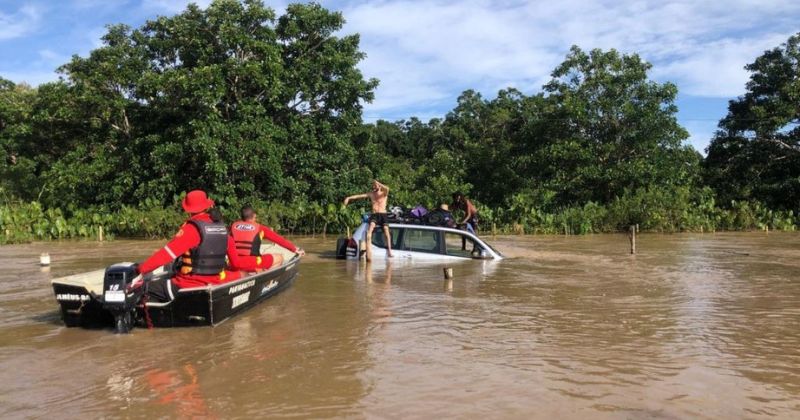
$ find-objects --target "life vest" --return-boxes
[230,221,262,257]
[179,219,228,275]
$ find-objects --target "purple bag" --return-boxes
[410,205,428,218]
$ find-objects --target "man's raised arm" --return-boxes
[343,193,369,206]
[375,180,390,193]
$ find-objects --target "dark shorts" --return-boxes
[369,212,388,227]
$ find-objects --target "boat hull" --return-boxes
[145,258,299,327]
[52,256,300,329]
[52,282,111,327]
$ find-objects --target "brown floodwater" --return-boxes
[1,232,800,418]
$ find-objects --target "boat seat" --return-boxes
[51,268,107,295]
[52,264,169,296]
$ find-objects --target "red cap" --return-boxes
[182,190,215,214]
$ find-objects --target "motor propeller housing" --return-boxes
[102,263,142,333]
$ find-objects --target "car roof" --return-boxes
[385,223,468,234]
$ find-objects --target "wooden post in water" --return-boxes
[629,225,636,254]
[444,278,453,292]
[98,225,104,242]
[492,222,497,238]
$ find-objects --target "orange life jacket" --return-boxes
[230,221,262,257]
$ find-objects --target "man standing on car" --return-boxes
[452,192,479,251]
[452,192,479,234]
[343,180,393,261]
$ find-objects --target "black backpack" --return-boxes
[425,209,455,228]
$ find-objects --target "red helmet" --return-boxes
[182,190,215,213]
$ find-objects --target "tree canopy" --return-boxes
[1,2,799,237]
[2,0,378,208]
[705,32,800,210]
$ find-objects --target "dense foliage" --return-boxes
[705,33,800,210]
[2,0,377,208]
[1,1,798,242]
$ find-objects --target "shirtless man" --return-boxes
[452,192,479,251]
[343,180,392,261]
[452,192,479,233]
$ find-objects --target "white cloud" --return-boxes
[86,26,110,50]
[70,0,131,10]
[683,120,720,155]
[651,33,793,97]
[141,0,213,14]
[0,5,42,40]
[38,49,60,62]
[0,69,60,86]
[340,0,800,118]
[138,0,291,19]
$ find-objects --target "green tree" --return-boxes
[537,46,697,206]
[442,89,543,207]
[0,78,38,201]
[38,0,377,208]
[705,32,800,210]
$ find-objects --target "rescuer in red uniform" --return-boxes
[137,190,272,301]
[230,205,305,269]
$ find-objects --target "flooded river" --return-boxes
[1,232,800,418]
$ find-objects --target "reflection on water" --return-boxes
[144,364,214,419]
[1,233,800,418]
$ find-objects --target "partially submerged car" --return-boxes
[336,222,503,261]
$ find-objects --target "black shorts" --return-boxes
[369,212,388,227]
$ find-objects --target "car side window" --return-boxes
[444,232,481,257]
[402,229,440,252]
[371,227,402,249]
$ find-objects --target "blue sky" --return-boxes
[1,0,799,153]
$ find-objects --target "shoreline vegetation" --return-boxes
[1,195,794,244]
[2,1,799,244]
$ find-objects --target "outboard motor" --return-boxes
[335,238,348,259]
[102,263,142,333]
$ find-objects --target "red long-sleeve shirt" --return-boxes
[139,213,272,289]
[237,221,298,253]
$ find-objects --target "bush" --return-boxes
[0,199,367,244]
[1,192,796,244]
